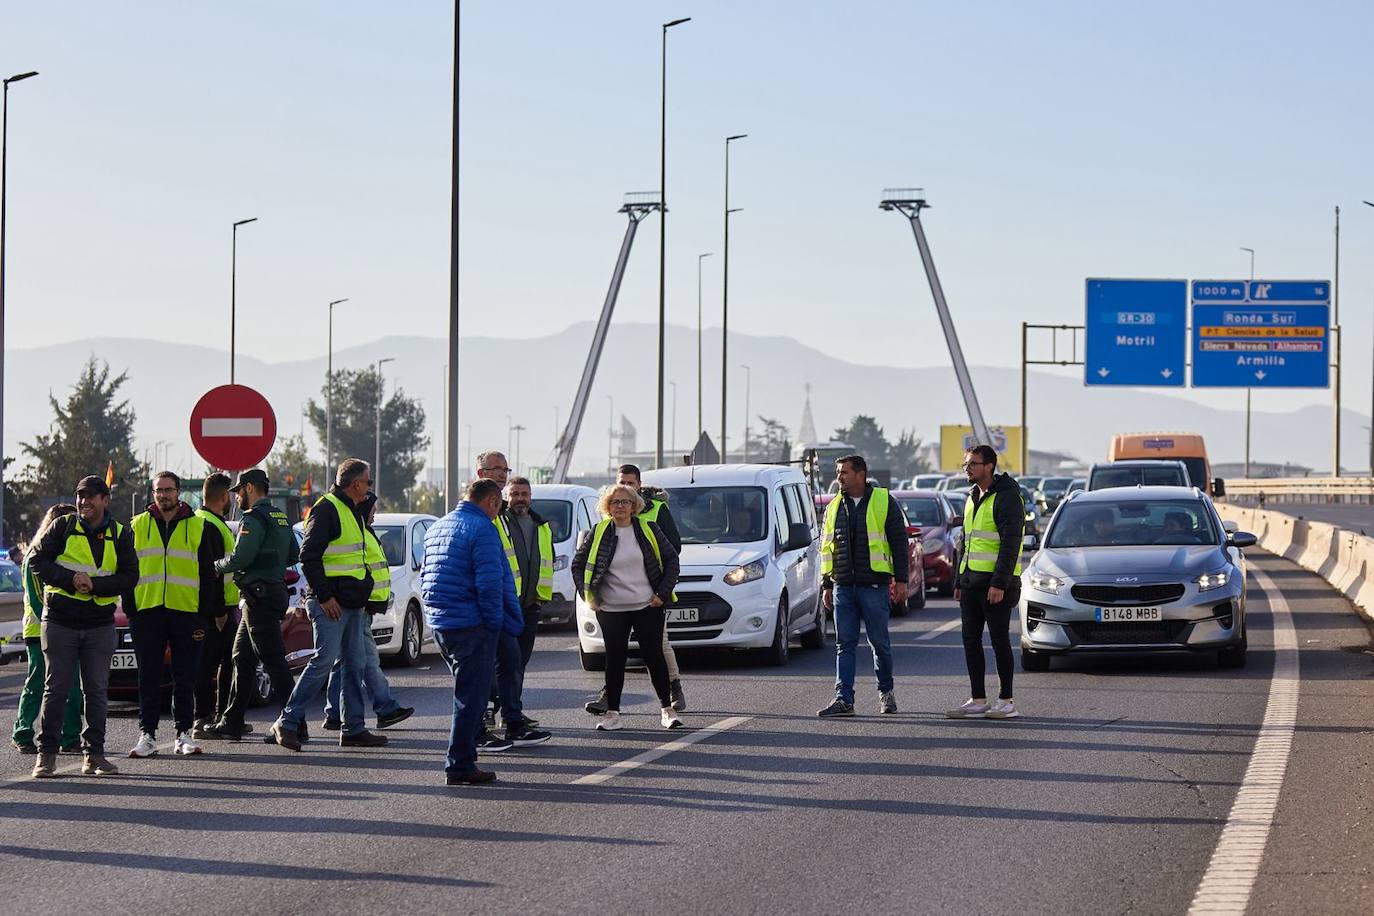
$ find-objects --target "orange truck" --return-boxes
[1107,432,1223,497]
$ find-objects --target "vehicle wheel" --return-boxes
[400,603,424,668]
[248,662,271,707]
[1021,648,1051,672]
[907,585,927,611]
[758,595,791,666]
[1218,633,1248,669]
[578,643,606,672]
[937,579,955,598]
[800,596,826,650]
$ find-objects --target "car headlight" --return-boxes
[723,559,767,586]
[1196,568,1230,592]
[921,536,943,553]
[1027,571,1064,595]
[553,555,569,571]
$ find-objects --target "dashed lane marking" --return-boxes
[917,618,963,641]
[1188,565,1300,915]
[571,715,754,786]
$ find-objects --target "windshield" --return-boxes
[1041,477,1073,495]
[1020,476,1044,490]
[530,499,573,543]
[1092,466,1186,489]
[897,497,944,528]
[372,526,407,566]
[1047,499,1219,548]
[1178,457,1208,490]
[663,486,769,544]
[912,475,945,489]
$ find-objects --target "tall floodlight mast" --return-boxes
[880,188,991,447]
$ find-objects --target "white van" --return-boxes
[529,484,601,625]
[367,513,439,666]
[575,464,825,668]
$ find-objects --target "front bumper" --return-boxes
[540,594,576,625]
[575,575,781,655]
[1020,578,1244,654]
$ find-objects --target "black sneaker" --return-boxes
[477,730,514,754]
[321,717,342,731]
[200,722,244,741]
[817,698,856,718]
[670,679,688,712]
[584,687,609,716]
[339,730,388,748]
[506,724,552,747]
[376,706,414,729]
[446,768,496,785]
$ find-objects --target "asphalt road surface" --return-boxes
[1254,503,1373,534]
[1,552,1372,915]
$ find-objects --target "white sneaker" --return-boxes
[986,698,1019,719]
[945,699,990,719]
[594,711,622,731]
[660,707,684,730]
[128,732,159,758]
[174,731,203,755]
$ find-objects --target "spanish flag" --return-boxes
[301,476,312,497]
[104,461,115,487]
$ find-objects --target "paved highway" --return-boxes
[1,552,1371,915]
[1253,503,1373,534]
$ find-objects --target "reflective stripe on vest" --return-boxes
[583,518,676,603]
[319,493,367,579]
[44,518,123,607]
[536,522,554,602]
[133,511,206,613]
[21,561,41,638]
[820,487,894,576]
[365,528,391,603]
[195,508,240,606]
[494,515,521,598]
[959,490,1024,576]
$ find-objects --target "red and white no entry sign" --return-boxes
[189,384,278,471]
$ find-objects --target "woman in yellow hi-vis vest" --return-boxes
[946,445,1025,721]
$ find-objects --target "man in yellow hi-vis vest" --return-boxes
[946,444,1025,721]
[126,470,220,759]
[817,455,909,719]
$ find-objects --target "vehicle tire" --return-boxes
[1217,633,1248,669]
[400,603,424,668]
[937,578,955,598]
[758,595,791,666]
[578,643,607,672]
[248,662,271,708]
[1021,648,1051,672]
[907,585,927,612]
[800,596,826,650]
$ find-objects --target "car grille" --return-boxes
[1069,621,1189,644]
[666,629,723,642]
[1070,584,1186,605]
[667,591,733,626]
[677,575,713,583]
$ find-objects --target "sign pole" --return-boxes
[1333,205,1341,477]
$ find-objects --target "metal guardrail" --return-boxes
[1222,476,1374,505]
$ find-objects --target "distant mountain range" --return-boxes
[5,323,1367,477]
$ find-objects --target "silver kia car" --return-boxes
[1019,486,1256,671]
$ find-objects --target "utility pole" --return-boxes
[1241,247,1255,478]
[326,298,349,473]
[1363,201,1374,475]
[445,0,461,510]
[657,16,691,470]
[722,134,746,461]
[375,357,394,498]
[1333,205,1342,477]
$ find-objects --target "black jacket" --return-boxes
[122,502,221,617]
[956,472,1025,591]
[31,511,139,629]
[571,519,680,606]
[639,487,682,553]
[822,484,910,588]
[299,487,375,608]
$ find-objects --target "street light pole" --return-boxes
[1333,205,1342,477]
[326,298,349,472]
[0,70,39,546]
[375,357,395,498]
[513,424,525,475]
[230,217,258,383]
[722,133,747,462]
[1240,247,1254,478]
[741,364,752,462]
[657,16,691,470]
[446,0,462,511]
[1363,201,1374,474]
[696,251,713,447]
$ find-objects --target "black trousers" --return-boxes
[194,606,238,723]
[517,606,540,670]
[129,608,206,735]
[490,607,541,718]
[221,583,295,730]
[959,583,1019,701]
[595,607,671,711]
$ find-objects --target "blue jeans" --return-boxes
[278,599,369,736]
[833,583,894,703]
[324,617,400,728]
[490,630,526,727]
[434,625,498,776]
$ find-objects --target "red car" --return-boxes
[814,493,926,614]
[888,489,962,598]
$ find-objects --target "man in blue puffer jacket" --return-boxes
[420,478,521,785]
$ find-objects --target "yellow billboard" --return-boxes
[939,425,1025,474]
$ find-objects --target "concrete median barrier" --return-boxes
[1218,503,1374,624]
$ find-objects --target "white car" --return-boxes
[576,464,825,669]
[528,484,601,626]
[369,513,439,666]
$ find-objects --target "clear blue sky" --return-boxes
[5,0,1373,417]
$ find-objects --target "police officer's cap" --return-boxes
[229,468,270,493]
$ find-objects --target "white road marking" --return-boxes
[572,715,753,786]
[201,417,263,437]
[1188,565,1300,915]
[917,618,962,641]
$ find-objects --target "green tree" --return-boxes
[305,367,428,506]
[406,482,447,517]
[19,357,145,528]
[744,416,791,464]
[888,429,933,478]
[264,434,319,492]
[834,415,891,469]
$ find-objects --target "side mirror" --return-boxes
[950,515,964,529]
[1212,478,1226,498]
[786,522,813,552]
[1228,531,1257,548]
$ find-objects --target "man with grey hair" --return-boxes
[269,458,385,751]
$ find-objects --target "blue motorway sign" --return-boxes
[1191,280,1330,388]
[1084,279,1187,386]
